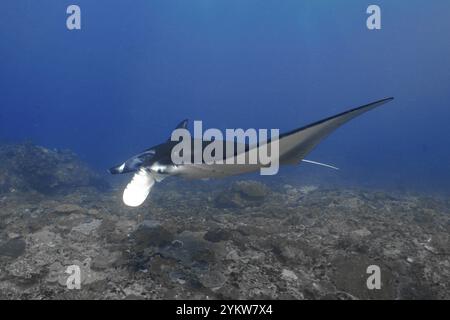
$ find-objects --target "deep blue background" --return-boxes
[1,1,449,192]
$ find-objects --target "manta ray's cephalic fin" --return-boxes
[122,168,155,207]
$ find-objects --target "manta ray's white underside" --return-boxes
[123,168,155,207]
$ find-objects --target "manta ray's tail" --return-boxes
[301,159,339,170]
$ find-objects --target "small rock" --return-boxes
[232,181,269,200]
[430,233,450,255]
[281,269,298,281]
[352,228,372,237]
[299,185,318,194]
[198,270,227,289]
[133,220,174,247]
[0,238,26,258]
[72,219,102,235]
[214,180,269,208]
[91,251,122,270]
[7,232,21,239]
[214,192,244,208]
[383,248,402,258]
[54,204,84,215]
[204,228,232,243]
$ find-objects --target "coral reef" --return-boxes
[0,144,449,300]
[0,143,108,194]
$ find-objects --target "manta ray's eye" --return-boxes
[142,149,156,159]
[137,149,156,163]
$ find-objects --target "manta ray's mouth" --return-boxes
[108,163,125,174]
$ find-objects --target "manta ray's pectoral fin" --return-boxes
[123,168,155,207]
[278,97,394,164]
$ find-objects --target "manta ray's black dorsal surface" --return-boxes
[110,97,394,207]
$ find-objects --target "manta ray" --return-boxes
[109,97,393,207]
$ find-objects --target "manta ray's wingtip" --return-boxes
[377,97,394,104]
[365,97,394,106]
[367,97,394,106]
[369,97,395,110]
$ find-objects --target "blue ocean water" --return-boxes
[1,1,449,193]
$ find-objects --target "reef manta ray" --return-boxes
[109,97,394,207]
